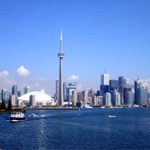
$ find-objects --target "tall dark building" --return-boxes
[12,85,18,97]
[118,76,126,105]
[134,79,141,104]
[137,87,148,106]
[109,80,119,91]
[118,76,126,92]
[1,89,9,102]
[100,85,109,96]
[124,87,134,106]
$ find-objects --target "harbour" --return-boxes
[0,108,150,150]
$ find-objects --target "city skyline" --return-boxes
[0,0,150,95]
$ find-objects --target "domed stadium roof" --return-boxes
[18,91,54,103]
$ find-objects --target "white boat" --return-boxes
[10,112,25,121]
[83,103,93,109]
[108,115,116,118]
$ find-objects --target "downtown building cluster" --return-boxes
[55,74,150,108]
[0,85,55,108]
[1,85,29,106]
[56,30,150,108]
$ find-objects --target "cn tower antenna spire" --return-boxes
[60,27,63,53]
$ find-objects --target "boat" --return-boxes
[10,112,25,122]
[82,103,93,109]
[108,115,116,118]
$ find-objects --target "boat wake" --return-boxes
[28,113,38,117]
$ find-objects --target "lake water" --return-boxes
[0,108,150,150]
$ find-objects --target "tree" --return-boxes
[7,99,12,111]
[0,100,6,110]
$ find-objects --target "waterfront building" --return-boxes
[96,90,100,96]
[18,91,55,107]
[134,79,142,105]
[100,73,110,95]
[109,80,119,91]
[100,85,109,96]
[77,92,83,102]
[104,92,112,107]
[64,82,77,102]
[24,86,29,94]
[63,82,67,101]
[118,76,126,92]
[12,85,18,96]
[72,90,77,107]
[18,91,21,97]
[55,79,59,100]
[58,29,64,106]
[92,96,97,106]
[118,76,126,105]
[124,90,134,107]
[12,85,18,105]
[98,96,104,106]
[1,89,9,102]
[29,95,36,107]
[101,73,109,85]
[82,90,88,103]
[112,90,121,106]
[10,94,17,106]
[89,89,96,97]
[137,87,148,106]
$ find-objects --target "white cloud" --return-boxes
[141,79,150,89]
[0,70,16,88]
[0,70,9,77]
[67,75,79,81]
[17,66,30,77]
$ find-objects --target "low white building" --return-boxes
[18,91,55,107]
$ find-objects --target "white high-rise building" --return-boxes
[101,74,109,85]
[10,94,17,106]
[82,90,88,103]
[72,90,77,107]
[113,91,121,106]
[105,92,111,106]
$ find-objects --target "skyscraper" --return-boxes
[1,89,9,102]
[12,85,18,97]
[64,82,77,102]
[12,85,18,104]
[24,86,29,94]
[58,29,64,106]
[118,76,126,92]
[134,79,141,104]
[55,79,59,100]
[100,73,110,95]
[101,74,109,85]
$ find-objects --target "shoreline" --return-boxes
[0,107,79,113]
[1,106,150,113]
[26,107,79,110]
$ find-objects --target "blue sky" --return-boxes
[0,0,150,95]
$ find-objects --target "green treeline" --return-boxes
[0,100,12,112]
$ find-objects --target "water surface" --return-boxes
[0,108,150,149]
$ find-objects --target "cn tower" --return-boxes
[58,29,64,106]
